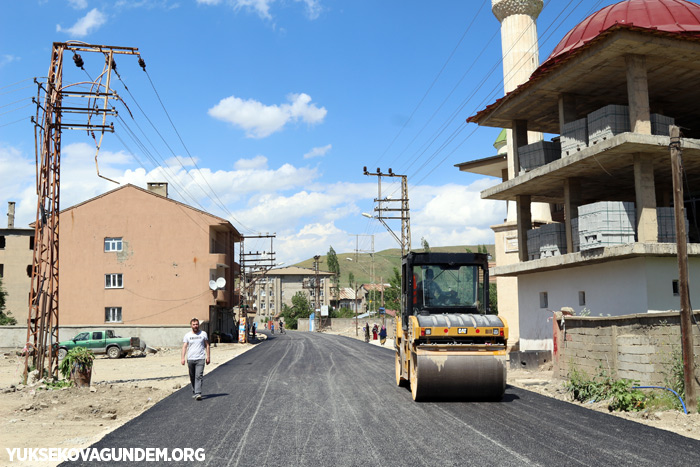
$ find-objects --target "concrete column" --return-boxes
[626,54,651,135]
[634,153,658,243]
[558,93,577,132]
[512,119,529,175]
[516,195,532,262]
[564,178,581,253]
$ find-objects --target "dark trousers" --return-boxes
[187,359,205,395]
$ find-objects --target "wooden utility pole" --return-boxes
[669,125,697,412]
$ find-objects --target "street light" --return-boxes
[361,212,374,219]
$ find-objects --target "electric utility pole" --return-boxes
[669,125,697,412]
[362,167,411,256]
[239,234,276,342]
[25,42,142,382]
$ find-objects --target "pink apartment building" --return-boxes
[57,183,240,334]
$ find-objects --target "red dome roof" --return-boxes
[545,0,700,62]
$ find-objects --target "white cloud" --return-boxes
[164,155,198,168]
[0,137,504,264]
[408,181,504,248]
[208,93,327,138]
[0,144,36,228]
[233,0,274,19]
[198,0,322,21]
[68,0,88,9]
[0,55,19,68]
[56,8,107,37]
[295,0,321,19]
[303,144,331,159]
[234,155,268,170]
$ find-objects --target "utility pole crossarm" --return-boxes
[363,167,411,256]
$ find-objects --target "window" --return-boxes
[104,238,123,252]
[29,236,34,250]
[261,302,266,310]
[74,332,89,341]
[261,289,266,297]
[105,274,123,289]
[578,291,586,306]
[0,264,3,278]
[0,236,5,249]
[539,292,548,309]
[92,332,103,340]
[105,307,122,322]
[672,280,680,296]
[270,302,275,310]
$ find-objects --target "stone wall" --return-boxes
[553,311,700,392]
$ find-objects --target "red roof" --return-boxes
[546,0,700,63]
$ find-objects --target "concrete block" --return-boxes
[617,362,654,374]
[617,353,651,364]
[561,118,588,155]
[617,344,656,355]
[588,105,630,145]
[519,141,562,171]
[509,350,552,370]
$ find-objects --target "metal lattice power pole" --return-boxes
[25,42,141,382]
[239,234,276,340]
[362,167,411,255]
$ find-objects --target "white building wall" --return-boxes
[517,257,700,351]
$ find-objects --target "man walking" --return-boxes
[181,318,210,401]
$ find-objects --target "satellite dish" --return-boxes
[216,277,226,289]
[209,280,217,291]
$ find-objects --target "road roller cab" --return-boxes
[395,252,508,401]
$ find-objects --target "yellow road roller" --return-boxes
[395,252,508,401]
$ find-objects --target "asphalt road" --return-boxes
[63,330,700,466]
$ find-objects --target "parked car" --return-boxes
[57,330,146,360]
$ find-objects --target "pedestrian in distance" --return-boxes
[364,322,370,343]
[181,318,210,401]
[271,321,275,334]
[252,321,257,340]
[372,323,378,340]
[379,324,387,345]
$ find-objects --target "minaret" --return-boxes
[492,0,551,224]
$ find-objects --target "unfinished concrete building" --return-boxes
[463,0,700,351]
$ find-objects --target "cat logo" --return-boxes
[457,328,467,334]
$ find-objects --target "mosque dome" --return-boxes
[545,0,700,64]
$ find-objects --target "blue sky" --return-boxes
[0,0,619,264]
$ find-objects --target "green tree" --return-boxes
[348,272,355,288]
[0,278,15,325]
[281,291,312,329]
[489,282,498,315]
[383,267,401,311]
[327,246,340,305]
[327,246,340,276]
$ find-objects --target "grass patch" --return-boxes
[565,366,646,412]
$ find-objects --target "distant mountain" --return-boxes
[292,245,495,287]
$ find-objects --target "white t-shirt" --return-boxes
[183,330,208,360]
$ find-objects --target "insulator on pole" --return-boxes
[73,54,84,69]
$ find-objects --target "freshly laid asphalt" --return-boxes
[63,330,700,466]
